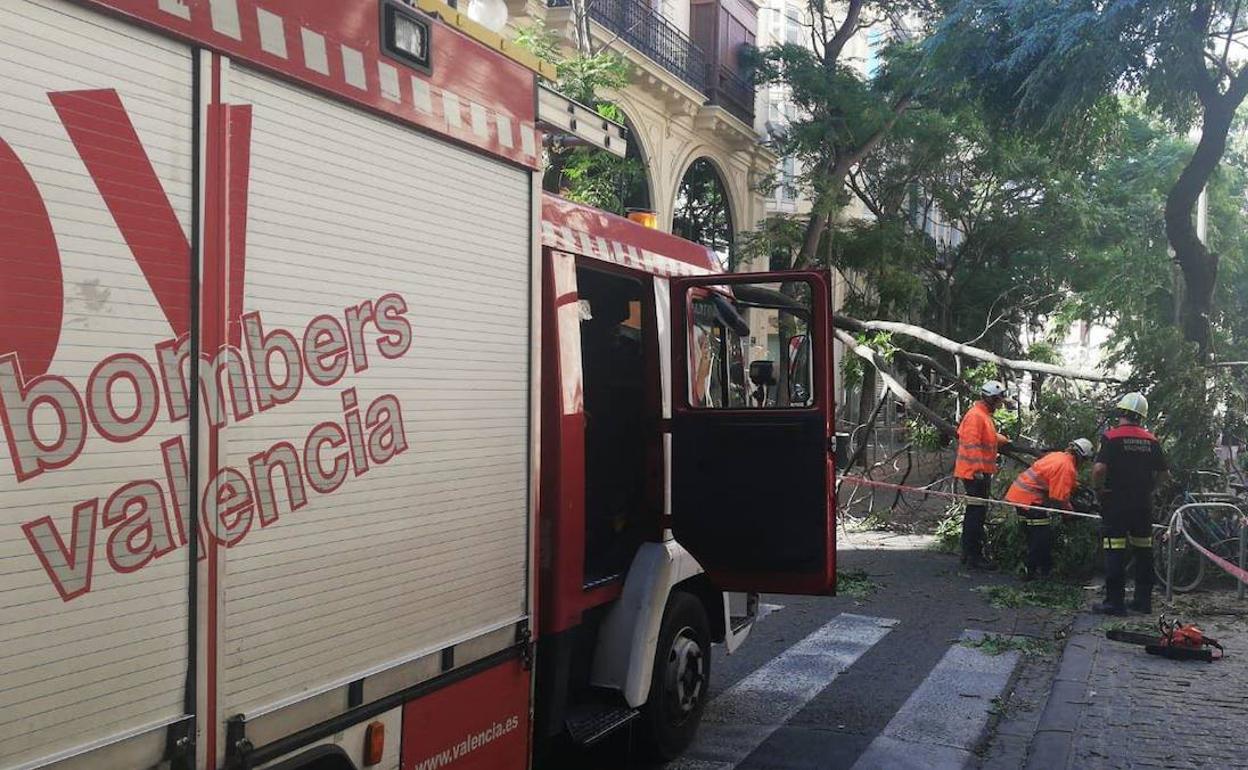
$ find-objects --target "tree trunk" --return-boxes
[1165,98,1234,355]
[855,366,877,466]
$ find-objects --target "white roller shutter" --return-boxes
[0,1,193,768]
[221,65,531,718]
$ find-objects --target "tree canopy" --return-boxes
[747,0,1248,475]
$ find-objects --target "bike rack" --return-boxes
[1164,502,1248,604]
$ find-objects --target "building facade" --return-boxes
[505,0,776,259]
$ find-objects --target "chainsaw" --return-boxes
[1105,616,1225,662]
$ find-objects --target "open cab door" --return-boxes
[670,271,835,594]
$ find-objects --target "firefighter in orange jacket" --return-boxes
[955,381,1011,570]
[1005,439,1094,580]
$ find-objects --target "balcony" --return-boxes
[709,64,753,125]
[546,0,755,125]
[549,0,710,93]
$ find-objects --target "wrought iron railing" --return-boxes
[710,64,754,124]
[549,0,710,93]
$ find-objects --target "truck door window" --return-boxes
[687,282,814,409]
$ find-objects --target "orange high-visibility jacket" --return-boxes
[954,401,1009,479]
[1005,451,1077,508]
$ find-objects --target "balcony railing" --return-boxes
[708,64,753,125]
[547,0,756,124]
[550,0,711,93]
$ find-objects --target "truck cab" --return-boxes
[535,197,835,758]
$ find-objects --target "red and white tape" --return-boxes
[839,475,1248,584]
[1176,517,1248,584]
[837,475,1108,522]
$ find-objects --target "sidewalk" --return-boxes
[1021,597,1248,769]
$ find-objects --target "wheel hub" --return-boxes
[664,627,705,719]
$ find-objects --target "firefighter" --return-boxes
[955,380,1012,570]
[1005,439,1095,580]
[1091,393,1169,615]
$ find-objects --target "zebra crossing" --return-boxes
[668,613,1026,770]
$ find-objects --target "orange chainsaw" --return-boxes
[1105,616,1225,662]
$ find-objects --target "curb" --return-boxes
[1022,613,1101,770]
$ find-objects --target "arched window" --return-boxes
[673,158,735,268]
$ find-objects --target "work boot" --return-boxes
[1130,589,1152,615]
[1093,601,1127,616]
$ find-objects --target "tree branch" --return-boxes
[824,0,864,65]
[836,328,958,437]
[833,313,1120,382]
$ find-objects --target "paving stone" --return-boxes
[983,604,1248,770]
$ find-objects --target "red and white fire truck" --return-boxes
[0,2,836,768]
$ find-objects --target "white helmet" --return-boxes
[980,380,1006,398]
[1117,392,1149,420]
[1068,438,1094,459]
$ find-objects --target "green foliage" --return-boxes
[905,418,942,451]
[512,21,630,104]
[934,503,965,553]
[841,348,864,390]
[985,512,1100,580]
[513,21,644,216]
[837,569,878,600]
[1030,390,1105,451]
[973,581,1085,612]
[553,150,648,214]
[1053,519,1100,579]
[963,362,1000,391]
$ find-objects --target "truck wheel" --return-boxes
[639,591,711,760]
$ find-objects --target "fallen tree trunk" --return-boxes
[836,329,1043,462]
[833,313,1118,383]
[835,329,958,437]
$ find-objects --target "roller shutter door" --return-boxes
[0,1,194,766]
[220,64,532,719]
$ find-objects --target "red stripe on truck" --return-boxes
[50,89,192,337]
[0,138,63,379]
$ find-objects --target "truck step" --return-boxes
[565,703,639,746]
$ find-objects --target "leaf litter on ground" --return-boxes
[837,569,877,600]
[974,581,1084,611]
[961,633,1054,657]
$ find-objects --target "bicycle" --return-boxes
[1151,474,1247,593]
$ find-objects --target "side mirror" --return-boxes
[835,432,851,470]
[749,360,776,387]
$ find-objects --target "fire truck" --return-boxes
[0,1,836,768]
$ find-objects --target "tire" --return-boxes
[1153,530,1204,593]
[638,591,712,761]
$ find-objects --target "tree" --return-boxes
[928,0,1248,355]
[751,1,932,268]
[514,21,648,215]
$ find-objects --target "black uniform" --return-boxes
[1096,423,1168,609]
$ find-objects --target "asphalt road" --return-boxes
[553,531,1074,770]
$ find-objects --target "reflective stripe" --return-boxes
[1103,537,1128,550]
[1022,516,1051,525]
[1014,481,1047,494]
[953,446,993,459]
[1129,535,1153,548]
[959,442,996,451]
